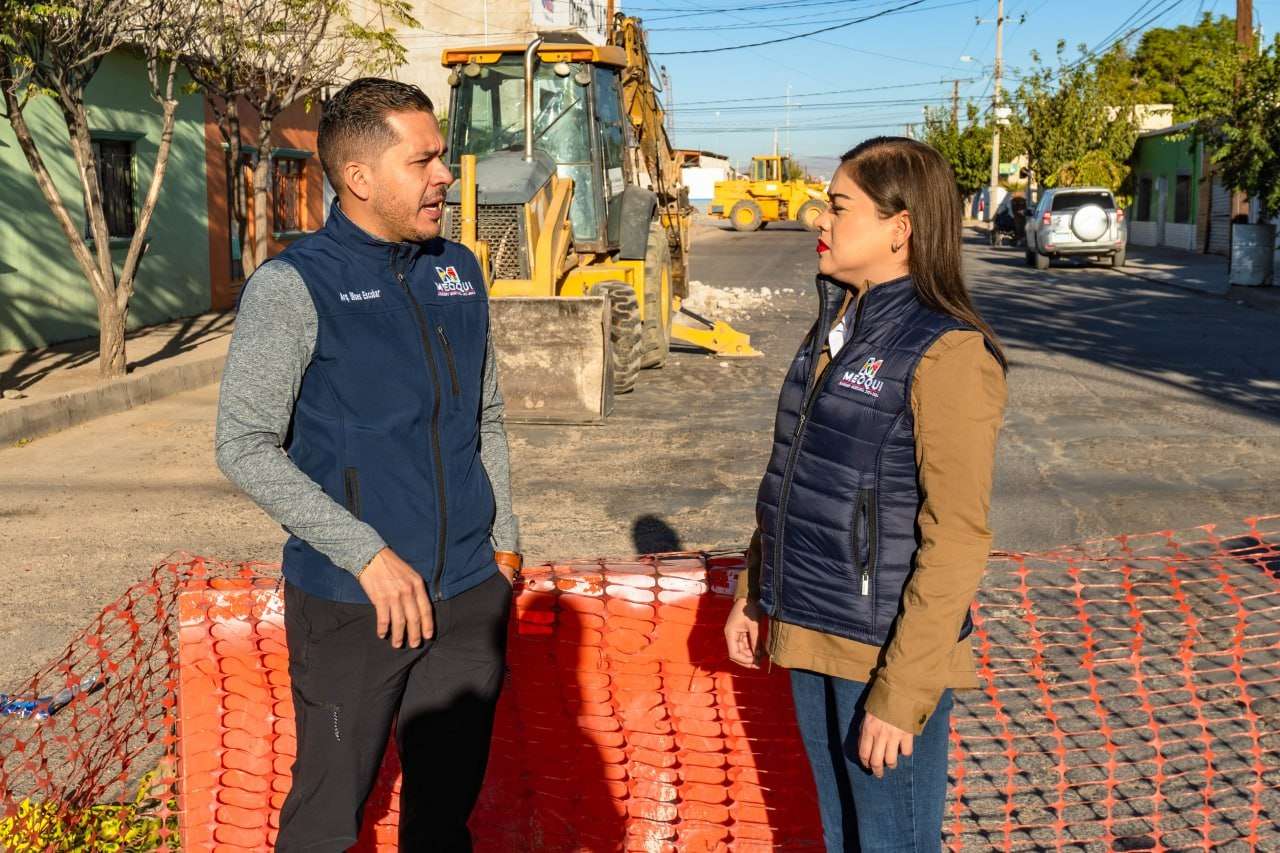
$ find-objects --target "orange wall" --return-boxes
[205,97,324,310]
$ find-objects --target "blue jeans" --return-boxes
[790,669,954,853]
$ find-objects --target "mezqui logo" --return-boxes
[339,289,381,303]
[838,356,885,398]
[435,265,476,297]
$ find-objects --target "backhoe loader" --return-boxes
[441,16,759,424]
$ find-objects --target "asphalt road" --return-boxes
[1,219,1277,689]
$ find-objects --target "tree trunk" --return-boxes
[225,101,257,278]
[97,298,127,377]
[250,122,275,275]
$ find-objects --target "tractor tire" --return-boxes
[641,223,672,370]
[730,200,763,232]
[797,200,826,231]
[591,281,643,394]
[1033,251,1050,270]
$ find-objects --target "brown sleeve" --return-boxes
[864,330,1007,734]
[734,528,763,601]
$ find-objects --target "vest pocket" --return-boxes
[852,489,877,597]
[435,325,462,397]
[343,467,362,519]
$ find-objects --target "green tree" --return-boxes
[183,0,415,278]
[0,0,198,377]
[922,101,993,197]
[1215,35,1280,217]
[1005,41,1140,194]
[1131,14,1239,123]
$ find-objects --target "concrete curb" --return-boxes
[1113,266,1231,297]
[0,353,225,446]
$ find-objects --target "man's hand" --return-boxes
[724,598,765,669]
[858,710,914,778]
[357,548,433,648]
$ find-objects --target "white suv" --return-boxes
[1025,187,1127,270]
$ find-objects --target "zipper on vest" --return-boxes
[773,285,869,609]
[436,325,462,397]
[343,468,362,519]
[391,255,450,600]
[855,489,877,596]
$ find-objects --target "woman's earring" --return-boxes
[891,242,902,253]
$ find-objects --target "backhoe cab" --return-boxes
[441,25,758,424]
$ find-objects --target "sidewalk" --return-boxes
[1119,243,1280,315]
[0,312,233,446]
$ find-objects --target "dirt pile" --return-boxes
[681,280,795,322]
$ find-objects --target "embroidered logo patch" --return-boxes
[435,265,476,297]
[837,356,885,398]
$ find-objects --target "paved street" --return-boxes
[1,221,1278,690]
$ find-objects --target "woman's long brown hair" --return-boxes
[840,136,1008,371]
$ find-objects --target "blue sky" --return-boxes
[634,0,1279,172]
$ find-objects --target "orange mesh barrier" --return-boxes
[0,515,1277,851]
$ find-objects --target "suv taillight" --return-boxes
[1042,212,1051,225]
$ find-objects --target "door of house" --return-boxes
[1155,177,1168,246]
[1207,175,1232,256]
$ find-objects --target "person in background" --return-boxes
[724,136,1007,852]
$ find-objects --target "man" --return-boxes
[215,77,521,852]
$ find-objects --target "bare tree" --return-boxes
[184,0,414,279]
[0,0,200,378]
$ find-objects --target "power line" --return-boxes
[674,79,979,107]
[645,0,976,30]
[669,96,954,113]
[651,0,934,54]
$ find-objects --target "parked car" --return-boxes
[1025,187,1127,270]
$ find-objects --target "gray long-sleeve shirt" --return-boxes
[215,259,519,575]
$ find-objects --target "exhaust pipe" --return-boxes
[523,37,544,162]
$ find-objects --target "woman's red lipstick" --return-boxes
[817,239,831,254]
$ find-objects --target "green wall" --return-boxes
[0,50,211,353]
[1130,130,1201,224]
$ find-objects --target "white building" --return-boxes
[677,150,734,204]
[349,0,611,110]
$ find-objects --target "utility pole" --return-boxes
[1236,0,1253,50]
[987,0,1005,223]
[951,79,961,127]
[785,83,792,156]
[660,66,674,137]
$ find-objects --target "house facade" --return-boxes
[0,50,212,353]
[203,99,324,311]
[1128,122,1238,256]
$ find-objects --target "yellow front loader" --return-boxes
[708,155,829,232]
[440,19,759,425]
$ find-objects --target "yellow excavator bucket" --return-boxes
[671,302,762,358]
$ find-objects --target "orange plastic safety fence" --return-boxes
[0,515,1276,852]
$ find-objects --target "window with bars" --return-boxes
[89,139,136,239]
[273,157,305,233]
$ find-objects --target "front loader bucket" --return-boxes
[490,296,613,425]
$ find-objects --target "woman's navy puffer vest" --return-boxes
[756,275,976,646]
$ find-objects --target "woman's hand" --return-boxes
[857,710,914,778]
[724,598,765,669]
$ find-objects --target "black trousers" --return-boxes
[275,572,511,852]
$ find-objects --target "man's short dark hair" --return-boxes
[318,77,436,190]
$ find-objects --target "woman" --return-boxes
[724,137,1007,852]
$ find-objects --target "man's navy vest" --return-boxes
[756,275,976,646]
[272,203,496,604]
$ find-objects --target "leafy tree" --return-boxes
[183,0,415,278]
[1131,14,1239,124]
[1214,35,1280,217]
[0,0,199,377]
[1004,41,1140,195]
[921,102,993,197]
